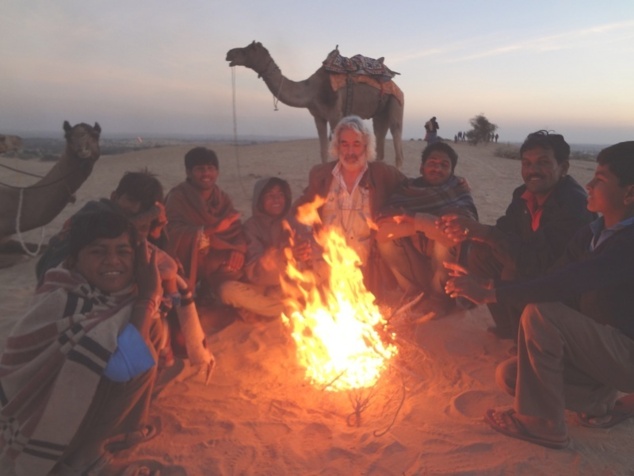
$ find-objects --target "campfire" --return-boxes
[280,199,398,392]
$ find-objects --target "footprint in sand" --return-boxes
[301,421,332,442]
[221,443,257,475]
[448,390,511,420]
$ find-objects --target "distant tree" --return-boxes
[466,114,497,145]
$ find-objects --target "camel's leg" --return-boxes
[390,126,404,169]
[372,116,389,163]
[388,101,404,169]
[314,116,329,163]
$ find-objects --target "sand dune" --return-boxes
[1,139,631,475]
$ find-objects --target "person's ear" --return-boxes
[560,161,570,176]
[623,184,634,206]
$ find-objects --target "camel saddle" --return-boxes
[322,48,399,82]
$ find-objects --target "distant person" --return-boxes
[439,130,596,339]
[457,131,463,142]
[495,133,499,143]
[165,147,247,299]
[376,142,477,314]
[445,141,634,449]
[294,115,406,298]
[218,177,312,321]
[0,211,163,475]
[424,116,440,144]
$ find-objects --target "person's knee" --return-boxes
[520,302,556,333]
[376,238,401,261]
[495,357,518,396]
[467,242,499,278]
[216,280,245,305]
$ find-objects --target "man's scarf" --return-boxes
[381,175,478,220]
[0,269,135,476]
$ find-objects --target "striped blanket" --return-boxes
[0,269,136,476]
[381,175,478,220]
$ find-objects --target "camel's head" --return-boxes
[63,121,102,162]
[226,41,270,72]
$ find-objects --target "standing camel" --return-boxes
[226,41,404,168]
[0,121,101,240]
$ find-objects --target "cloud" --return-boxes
[443,20,634,62]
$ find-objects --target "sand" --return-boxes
[1,139,633,475]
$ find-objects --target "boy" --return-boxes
[218,177,311,320]
[1,211,162,475]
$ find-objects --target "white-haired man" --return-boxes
[294,115,406,297]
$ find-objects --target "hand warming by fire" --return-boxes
[280,197,398,391]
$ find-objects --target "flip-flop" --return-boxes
[484,408,570,450]
[105,417,162,453]
[578,405,634,429]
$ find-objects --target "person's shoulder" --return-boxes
[166,181,187,194]
[310,161,336,173]
[551,176,590,206]
[509,183,527,200]
[307,161,337,181]
[165,181,189,201]
[556,175,586,194]
[368,161,401,174]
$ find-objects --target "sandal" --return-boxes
[484,408,570,450]
[105,418,162,453]
[578,395,634,429]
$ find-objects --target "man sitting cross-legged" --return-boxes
[439,130,596,338]
[375,141,477,315]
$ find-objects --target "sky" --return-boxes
[1,1,633,145]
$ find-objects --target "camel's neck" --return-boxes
[0,146,97,238]
[37,148,95,194]
[256,58,315,109]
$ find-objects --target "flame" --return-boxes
[281,197,397,391]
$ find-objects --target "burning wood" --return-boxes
[280,198,398,392]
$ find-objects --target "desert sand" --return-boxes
[1,138,633,476]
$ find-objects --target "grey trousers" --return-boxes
[496,302,634,425]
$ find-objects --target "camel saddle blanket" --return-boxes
[322,49,399,81]
[329,74,404,106]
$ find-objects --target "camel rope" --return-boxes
[0,162,44,179]
[230,67,249,199]
[15,188,46,257]
[273,77,283,111]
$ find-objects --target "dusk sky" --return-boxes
[2,1,633,145]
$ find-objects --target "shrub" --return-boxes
[494,144,520,160]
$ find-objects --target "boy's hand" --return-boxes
[224,250,245,272]
[135,240,161,300]
[214,212,241,234]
